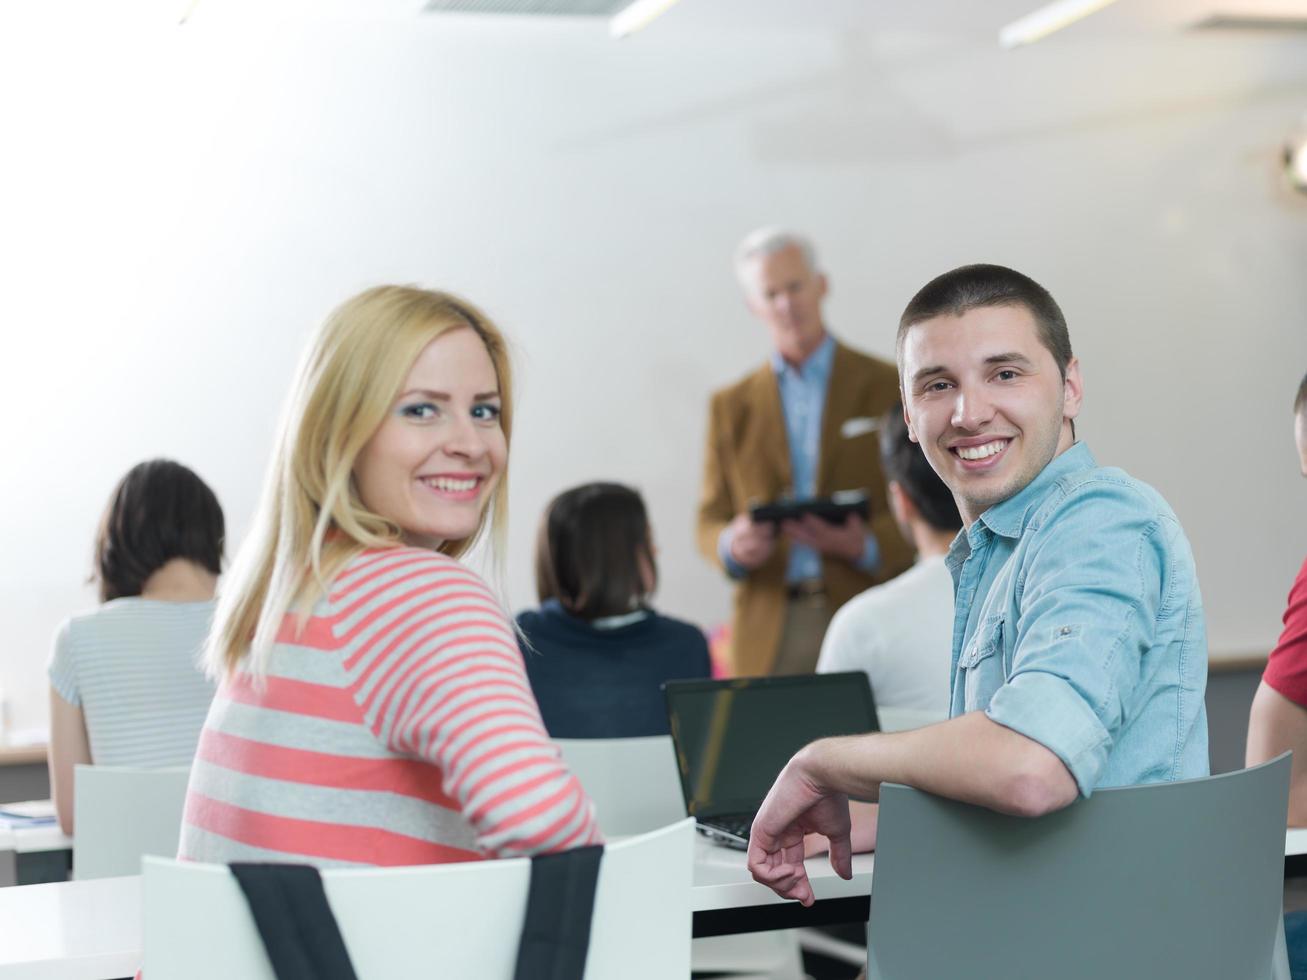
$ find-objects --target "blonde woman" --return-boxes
[178,286,600,865]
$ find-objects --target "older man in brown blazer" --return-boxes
[698,229,912,677]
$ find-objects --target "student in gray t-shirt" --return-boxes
[47,459,223,835]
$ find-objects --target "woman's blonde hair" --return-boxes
[207,285,514,678]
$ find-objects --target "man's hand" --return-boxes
[801,801,879,859]
[782,513,866,564]
[727,512,777,570]
[746,745,852,907]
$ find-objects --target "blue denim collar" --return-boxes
[769,332,835,382]
[947,442,1096,571]
[978,441,1096,540]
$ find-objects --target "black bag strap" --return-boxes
[229,845,604,980]
[513,844,605,980]
[230,862,359,980]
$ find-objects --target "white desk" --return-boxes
[0,876,140,980]
[692,835,874,910]
[691,835,874,936]
[0,823,876,911]
[0,824,72,853]
[0,823,73,887]
[0,839,872,978]
[4,830,1301,978]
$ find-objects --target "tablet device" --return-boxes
[749,489,870,525]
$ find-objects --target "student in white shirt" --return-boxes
[817,403,961,729]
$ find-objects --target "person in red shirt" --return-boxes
[1247,371,1307,825]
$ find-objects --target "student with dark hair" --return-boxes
[519,482,711,738]
[48,459,224,835]
[817,403,962,726]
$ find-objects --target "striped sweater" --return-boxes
[179,547,601,866]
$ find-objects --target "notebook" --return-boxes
[663,672,878,850]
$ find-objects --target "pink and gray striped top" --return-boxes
[178,546,601,866]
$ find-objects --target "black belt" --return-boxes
[786,579,825,599]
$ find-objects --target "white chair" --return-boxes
[554,735,804,980]
[72,764,190,880]
[553,735,683,836]
[143,817,695,979]
[875,705,946,734]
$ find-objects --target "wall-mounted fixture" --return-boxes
[1285,130,1307,195]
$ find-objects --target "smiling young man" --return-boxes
[747,264,1209,906]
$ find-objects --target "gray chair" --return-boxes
[868,754,1292,980]
[73,764,191,880]
[553,736,684,837]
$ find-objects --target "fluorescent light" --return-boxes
[999,0,1122,48]
[610,0,683,38]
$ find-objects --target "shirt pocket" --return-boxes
[958,614,1006,710]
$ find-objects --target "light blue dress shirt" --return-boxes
[718,335,879,582]
[946,442,1209,796]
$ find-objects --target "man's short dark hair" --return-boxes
[1296,372,1307,414]
[880,405,962,534]
[94,459,225,602]
[534,482,656,620]
[897,264,1074,380]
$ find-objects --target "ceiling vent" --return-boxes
[1189,13,1307,31]
[423,0,628,14]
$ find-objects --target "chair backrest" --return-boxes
[868,754,1292,980]
[73,764,191,880]
[144,817,695,979]
[554,735,685,836]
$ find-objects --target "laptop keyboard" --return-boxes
[709,813,754,840]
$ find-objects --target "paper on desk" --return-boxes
[0,799,57,827]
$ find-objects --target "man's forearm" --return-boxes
[799,711,1079,818]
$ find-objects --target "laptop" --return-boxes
[663,672,879,850]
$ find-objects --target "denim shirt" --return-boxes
[945,443,1209,796]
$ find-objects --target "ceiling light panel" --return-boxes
[999,0,1122,47]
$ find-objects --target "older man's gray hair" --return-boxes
[733,228,820,294]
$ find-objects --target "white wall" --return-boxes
[2,13,1305,734]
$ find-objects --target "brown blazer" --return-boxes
[696,340,913,676]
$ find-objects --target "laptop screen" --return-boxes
[663,672,878,818]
